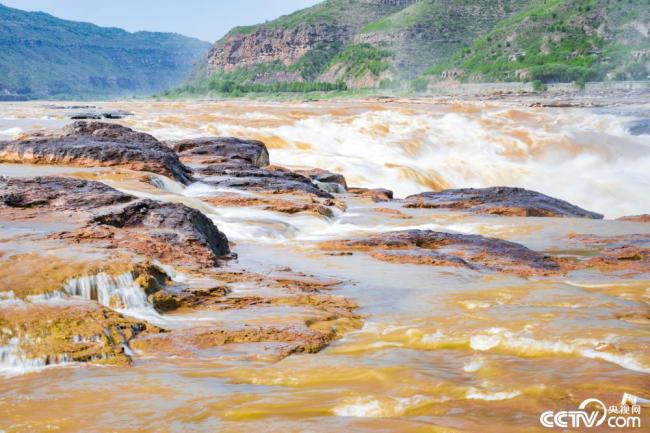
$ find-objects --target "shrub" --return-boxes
[532,80,548,91]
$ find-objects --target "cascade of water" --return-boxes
[0,337,47,375]
[63,272,150,310]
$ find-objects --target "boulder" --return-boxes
[403,187,603,219]
[0,176,132,211]
[0,121,191,183]
[168,136,270,167]
[91,199,231,264]
[296,168,347,193]
[1,177,230,267]
[199,163,333,198]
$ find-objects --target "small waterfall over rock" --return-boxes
[63,272,150,310]
[0,337,70,376]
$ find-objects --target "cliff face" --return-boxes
[198,0,532,88]
[191,0,649,91]
[207,24,351,73]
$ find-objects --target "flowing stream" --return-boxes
[0,99,649,432]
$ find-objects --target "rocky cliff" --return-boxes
[207,23,352,72]
[186,0,648,93]
[195,0,531,89]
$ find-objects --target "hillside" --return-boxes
[0,3,210,99]
[179,0,649,95]
[428,0,650,84]
[183,0,534,93]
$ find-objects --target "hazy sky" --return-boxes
[2,0,321,42]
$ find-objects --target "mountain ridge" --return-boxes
[185,0,648,94]
[0,3,211,99]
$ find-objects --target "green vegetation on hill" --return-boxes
[0,3,210,99]
[427,0,650,84]
[161,62,347,98]
[178,0,649,97]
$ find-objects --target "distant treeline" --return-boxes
[163,76,348,97]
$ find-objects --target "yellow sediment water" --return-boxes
[0,99,649,432]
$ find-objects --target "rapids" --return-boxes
[0,99,649,432]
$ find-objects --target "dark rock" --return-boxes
[199,164,333,198]
[1,176,230,267]
[0,176,133,210]
[296,168,347,193]
[69,110,134,120]
[69,112,102,120]
[403,187,603,219]
[93,199,231,262]
[321,229,560,275]
[168,136,270,168]
[0,121,191,183]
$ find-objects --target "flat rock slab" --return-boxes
[321,229,560,276]
[403,187,603,219]
[0,121,191,183]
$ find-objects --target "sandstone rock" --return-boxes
[321,229,560,275]
[208,23,352,73]
[403,187,603,219]
[0,121,191,183]
[348,187,393,202]
[565,233,650,275]
[0,302,157,366]
[168,136,270,167]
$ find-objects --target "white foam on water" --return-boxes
[463,357,485,373]
[209,105,650,217]
[466,387,521,401]
[468,329,650,374]
[64,272,150,310]
[333,394,429,418]
[0,337,73,377]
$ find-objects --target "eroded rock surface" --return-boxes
[168,136,270,168]
[566,233,650,275]
[348,187,393,202]
[404,187,603,219]
[0,121,191,183]
[322,229,560,275]
[1,177,230,267]
[0,302,158,366]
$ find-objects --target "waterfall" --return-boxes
[0,337,70,376]
[63,272,150,310]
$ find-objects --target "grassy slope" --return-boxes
[428,0,650,83]
[0,3,210,99]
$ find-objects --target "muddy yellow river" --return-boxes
[1,99,649,432]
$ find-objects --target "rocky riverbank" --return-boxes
[2,120,648,373]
